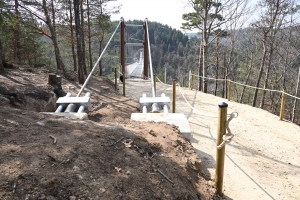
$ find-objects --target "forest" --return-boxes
[0,0,300,125]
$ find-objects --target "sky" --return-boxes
[109,0,194,32]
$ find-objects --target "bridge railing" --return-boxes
[155,73,300,124]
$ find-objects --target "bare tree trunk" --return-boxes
[202,37,208,93]
[68,0,77,71]
[252,39,267,107]
[42,0,66,76]
[80,2,87,75]
[14,0,21,64]
[260,42,274,109]
[50,0,60,70]
[292,66,300,122]
[240,56,253,103]
[214,37,220,96]
[87,0,93,72]
[198,42,203,91]
[222,52,226,98]
[74,0,85,84]
[0,38,4,72]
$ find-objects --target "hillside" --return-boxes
[0,66,220,199]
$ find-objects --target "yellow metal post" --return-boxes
[114,68,117,91]
[172,79,176,113]
[227,79,231,101]
[123,73,126,97]
[215,102,228,196]
[280,90,286,120]
[190,71,194,90]
[154,74,157,96]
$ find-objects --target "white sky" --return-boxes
[109,0,194,32]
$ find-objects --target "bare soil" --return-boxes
[0,66,220,200]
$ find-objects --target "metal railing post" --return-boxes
[280,90,286,120]
[215,102,228,196]
[172,79,176,113]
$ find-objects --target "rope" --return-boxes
[230,80,281,93]
[217,112,238,149]
[156,77,170,86]
[156,76,218,117]
[177,83,218,118]
[283,91,300,100]
[192,73,227,81]
[191,73,300,100]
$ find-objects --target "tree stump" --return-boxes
[48,73,65,97]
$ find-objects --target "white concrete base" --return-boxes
[131,113,191,140]
[41,112,88,120]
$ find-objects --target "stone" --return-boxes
[0,95,10,105]
[69,196,76,200]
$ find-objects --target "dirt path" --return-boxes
[124,80,300,200]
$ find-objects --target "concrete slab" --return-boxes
[131,113,191,140]
[41,112,88,120]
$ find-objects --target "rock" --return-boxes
[36,121,45,126]
[125,171,131,175]
[38,194,46,200]
[69,196,76,200]
[0,95,10,105]
[100,188,106,193]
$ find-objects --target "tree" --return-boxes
[66,0,77,71]
[252,0,294,107]
[182,0,247,93]
[18,0,67,75]
[74,0,85,84]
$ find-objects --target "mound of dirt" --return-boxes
[0,66,221,199]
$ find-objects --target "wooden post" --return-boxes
[215,102,228,196]
[188,70,191,89]
[114,68,117,91]
[190,70,194,90]
[280,90,286,120]
[123,73,126,97]
[227,79,231,101]
[172,79,176,113]
[154,74,157,96]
